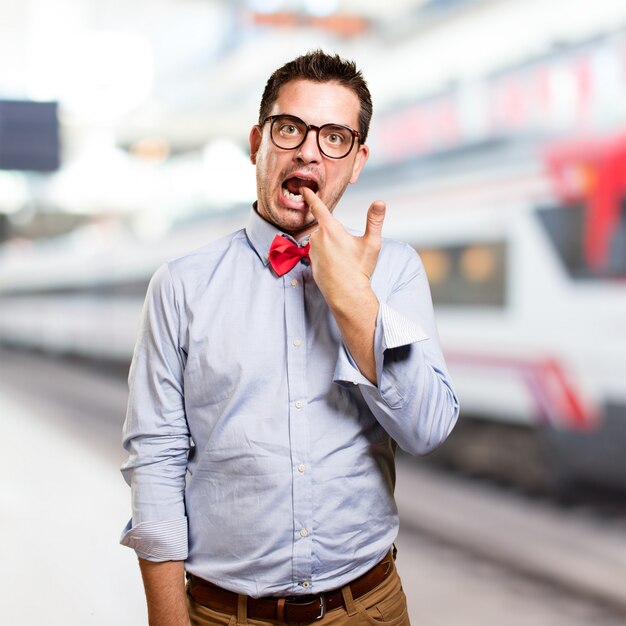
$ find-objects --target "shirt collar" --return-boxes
[245,203,311,266]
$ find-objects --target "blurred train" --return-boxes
[0,132,625,494]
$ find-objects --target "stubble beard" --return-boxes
[256,170,350,237]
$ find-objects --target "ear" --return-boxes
[349,143,369,184]
[249,125,262,164]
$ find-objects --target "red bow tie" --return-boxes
[268,234,311,276]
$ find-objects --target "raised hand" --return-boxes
[301,186,386,384]
[301,187,386,302]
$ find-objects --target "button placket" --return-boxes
[283,265,313,587]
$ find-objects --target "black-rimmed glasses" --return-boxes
[263,114,362,159]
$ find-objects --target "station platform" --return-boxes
[0,384,147,625]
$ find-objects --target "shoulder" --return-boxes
[168,229,246,271]
[379,237,423,269]
[145,228,247,298]
[373,238,426,292]
[162,229,247,282]
[380,237,416,256]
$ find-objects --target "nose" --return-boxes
[295,128,321,163]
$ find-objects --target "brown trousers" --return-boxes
[186,558,410,626]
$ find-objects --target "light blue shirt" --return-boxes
[121,206,459,597]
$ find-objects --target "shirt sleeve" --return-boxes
[333,243,460,455]
[120,263,190,561]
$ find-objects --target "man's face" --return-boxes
[250,79,369,238]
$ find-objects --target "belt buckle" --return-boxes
[315,594,326,620]
[285,594,326,621]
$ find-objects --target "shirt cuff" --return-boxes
[120,517,188,561]
[333,303,429,388]
[379,302,429,349]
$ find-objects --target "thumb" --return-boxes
[364,201,386,241]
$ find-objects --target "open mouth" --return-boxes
[281,176,319,202]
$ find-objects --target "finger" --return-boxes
[364,200,386,241]
[301,187,332,226]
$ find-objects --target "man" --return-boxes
[121,50,459,626]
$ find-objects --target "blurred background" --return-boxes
[0,0,625,624]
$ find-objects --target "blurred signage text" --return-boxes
[371,32,626,163]
[0,100,60,172]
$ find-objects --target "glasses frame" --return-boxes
[262,114,362,160]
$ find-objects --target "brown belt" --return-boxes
[187,555,393,623]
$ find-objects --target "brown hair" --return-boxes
[258,49,373,143]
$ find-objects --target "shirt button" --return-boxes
[295,400,303,409]
[291,279,298,287]
[293,339,302,347]
[300,528,309,537]
[297,464,306,473]
[302,581,311,589]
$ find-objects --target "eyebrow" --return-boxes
[275,113,358,129]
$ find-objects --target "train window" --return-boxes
[416,241,507,307]
[536,199,626,279]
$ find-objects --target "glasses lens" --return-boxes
[269,116,356,159]
[271,116,307,150]
[319,125,355,158]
